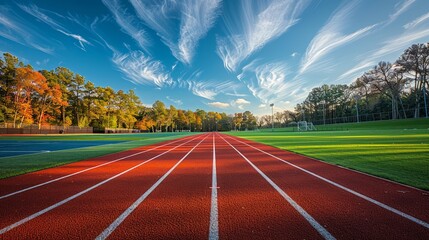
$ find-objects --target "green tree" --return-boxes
[153,100,167,131]
[69,74,86,126]
[54,67,73,127]
[0,53,23,123]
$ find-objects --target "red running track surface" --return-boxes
[0,132,428,239]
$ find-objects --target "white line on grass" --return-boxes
[95,135,209,240]
[221,135,336,240]
[0,135,202,235]
[225,134,429,230]
[209,133,219,240]
[0,136,194,200]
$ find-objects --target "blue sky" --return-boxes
[1,0,429,115]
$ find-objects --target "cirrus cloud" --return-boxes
[217,0,309,72]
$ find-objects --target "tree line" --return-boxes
[2,42,426,132]
[257,42,429,128]
[0,53,258,132]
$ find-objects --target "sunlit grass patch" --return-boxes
[228,119,429,190]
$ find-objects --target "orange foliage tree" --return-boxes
[34,82,68,129]
[12,67,48,128]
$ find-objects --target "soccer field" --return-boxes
[228,119,429,190]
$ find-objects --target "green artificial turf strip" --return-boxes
[228,119,429,190]
[0,132,197,179]
[260,118,429,132]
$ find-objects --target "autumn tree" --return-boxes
[33,75,66,129]
[233,113,243,130]
[11,67,48,127]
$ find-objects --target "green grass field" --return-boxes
[228,118,429,190]
[0,132,196,179]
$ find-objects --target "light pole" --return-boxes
[423,84,428,118]
[354,95,361,123]
[270,103,274,131]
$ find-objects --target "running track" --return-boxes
[0,133,428,239]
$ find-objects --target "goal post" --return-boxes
[297,121,316,131]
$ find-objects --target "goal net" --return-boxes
[297,121,316,131]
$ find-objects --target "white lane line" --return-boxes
[0,136,193,200]
[221,135,336,240]
[0,135,202,235]
[208,133,219,240]
[95,134,209,240]
[225,135,429,230]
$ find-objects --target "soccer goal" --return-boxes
[297,121,317,131]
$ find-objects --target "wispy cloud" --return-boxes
[166,96,183,105]
[175,69,240,100]
[299,1,376,75]
[238,60,299,104]
[130,0,220,64]
[338,62,374,80]
[184,79,237,100]
[225,91,247,97]
[217,0,309,72]
[112,50,173,87]
[18,4,91,51]
[102,0,149,51]
[388,0,415,25]
[91,15,174,89]
[0,6,53,54]
[178,0,221,64]
[208,102,230,108]
[337,0,424,82]
[36,58,50,66]
[91,18,231,100]
[56,29,91,51]
[403,11,429,29]
[339,27,429,81]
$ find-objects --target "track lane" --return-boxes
[224,134,429,224]
[0,134,207,238]
[99,134,212,239]
[0,134,199,229]
[215,133,325,239]
[0,135,195,198]
[209,133,219,240]
[220,134,334,239]
[223,133,429,239]
[1,132,427,239]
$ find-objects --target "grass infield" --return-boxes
[228,118,429,190]
[0,132,196,179]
